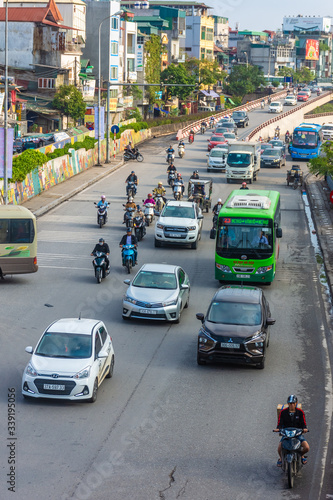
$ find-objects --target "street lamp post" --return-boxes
[243,51,248,69]
[97,10,123,166]
[3,0,9,204]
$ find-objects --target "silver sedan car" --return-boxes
[122,263,190,323]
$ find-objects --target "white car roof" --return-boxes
[166,200,194,208]
[139,263,179,273]
[47,318,101,335]
[270,101,281,105]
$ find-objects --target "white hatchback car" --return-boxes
[269,101,283,113]
[284,95,297,106]
[22,318,115,403]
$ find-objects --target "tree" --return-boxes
[227,65,265,98]
[278,66,294,78]
[184,58,227,87]
[52,85,86,124]
[160,63,196,100]
[308,141,333,177]
[293,66,314,84]
[144,34,162,104]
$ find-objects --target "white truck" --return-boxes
[226,141,261,184]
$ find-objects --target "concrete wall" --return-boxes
[0,22,34,69]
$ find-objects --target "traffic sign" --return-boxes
[111,125,120,134]
[330,190,333,204]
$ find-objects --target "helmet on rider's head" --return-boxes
[99,238,104,243]
[101,195,106,200]
[158,182,163,186]
[129,197,133,202]
[177,173,181,177]
[131,170,135,174]
[148,193,152,198]
[242,182,247,187]
[287,395,298,404]
[126,228,132,233]
[217,198,222,204]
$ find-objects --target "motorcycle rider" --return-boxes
[275,126,280,138]
[167,162,177,174]
[119,228,138,265]
[123,196,137,223]
[188,129,195,142]
[174,172,185,195]
[166,144,175,161]
[153,182,167,203]
[91,237,110,270]
[285,130,290,143]
[261,98,265,109]
[201,121,207,133]
[209,116,215,128]
[240,182,249,190]
[125,141,136,157]
[274,395,309,467]
[190,170,199,180]
[143,193,156,207]
[178,139,185,148]
[212,198,223,214]
[97,195,108,209]
[125,171,138,196]
[134,204,144,219]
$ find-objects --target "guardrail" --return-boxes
[246,91,332,141]
[176,90,288,140]
[305,112,333,119]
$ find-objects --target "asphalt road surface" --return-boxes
[1,95,332,500]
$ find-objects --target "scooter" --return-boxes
[274,428,307,488]
[293,175,301,190]
[121,244,136,274]
[123,207,135,228]
[124,147,144,162]
[168,171,177,187]
[126,181,137,198]
[92,251,109,284]
[201,125,206,134]
[173,181,183,201]
[133,214,146,241]
[188,134,194,144]
[166,151,175,164]
[154,194,165,214]
[94,202,109,228]
[143,202,155,226]
[178,144,185,158]
[210,213,218,239]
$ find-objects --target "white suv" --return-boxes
[154,200,203,249]
[269,101,283,113]
[322,124,333,140]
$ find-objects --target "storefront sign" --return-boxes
[136,44,143,72]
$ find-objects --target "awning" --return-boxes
[226,97,236,105]
[200,90,219,98]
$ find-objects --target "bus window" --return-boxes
[10,219,34,244]
[0,220,9,244]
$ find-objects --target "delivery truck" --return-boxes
[226,141,261,184]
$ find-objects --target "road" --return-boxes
[1,95,332,500]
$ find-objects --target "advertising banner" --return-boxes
[0,127,14,178]
[94,106,105,139]
[136,44,144,72]
[109,98,118,112]
[82,80,96,100]
[305,39,319,60]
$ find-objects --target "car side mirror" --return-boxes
[94,202,97,205]
[98,350,108,359]
[25,346,33,354]
[206,153,209,156]
[198,215,204,220]
[123,279,131,285]
[276,227,282,238]
[180,284,189,290]
[196,313,204,323]
[254,156,257,163]
[267,318,276,326]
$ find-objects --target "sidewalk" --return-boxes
[21,157,124,217]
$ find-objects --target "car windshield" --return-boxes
[224,133,235,139]
[264,150,280,157]
[261,144,271,150]
[162,206,195,219]
[270,141,283,146]
[270,102,280,107]
[210,136,224,142]
[227,153,251,166]
[232,112,245,118]
[298,92,307,96]
[35,332,92,359]
[221,123,234,129]
[132,270,177,289]
[210,149,226,157]
[207,301,262,326]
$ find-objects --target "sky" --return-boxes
[207,0,332,32]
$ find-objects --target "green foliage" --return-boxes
[161,63,196,100]
[52,85,86,123]
[144,35,162,104]
[113,121,149,139]
[227,65,265,98]
[128,85,143,101]
[272,80,279,88]
[9,150,48,183]
[31,124,38,133]
[319,42,330,52]
[278,66,294,77]
[46,136,97,160]
[125,107,142,122]
[308,102,333,115]
[308,140,333,177]
[184,58,227,88]
[225,96,242,109]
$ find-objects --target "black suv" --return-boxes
[232,111,249,128]
[261,148,285,168]
[196,286,275,369]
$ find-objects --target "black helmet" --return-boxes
[126,227,132,233]
[287,395,298,404]
[99,238,104,243]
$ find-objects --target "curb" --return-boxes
[33,159,125,218]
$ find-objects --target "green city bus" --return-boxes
[215,190,282,284]
[0,205,38,277]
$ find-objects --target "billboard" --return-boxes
[0,128,14,179]
[305,39,319,60]
[283,16,331,33]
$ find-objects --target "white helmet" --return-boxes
[129,197,133,202]
[217,198,222,204]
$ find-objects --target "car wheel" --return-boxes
[106,355,114,379]
[154,238,162,247]
[191,239,198,249]
[197,352,206,365]
[89,378,98,403]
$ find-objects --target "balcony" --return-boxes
[64,42,83,54]
[172,28,186,39]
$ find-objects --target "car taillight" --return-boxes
[34,257,37,265]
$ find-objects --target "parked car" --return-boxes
[207,135,227,151]
[122,263,190,323]
[260,148,286,168]
[196,285,275,369]
[206,146,228,172]
[297,92,309,102]
[22,318,115,403]
[284,95,297,106]
[322,123,333,140]
[154,200,203,249]
[269,101,283,113]
[231,110,249,128]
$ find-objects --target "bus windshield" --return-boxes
[0,219,35,244]
[227,153,251,166]
[292,130,318,149]
[216,217,273,259]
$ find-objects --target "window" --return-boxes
[127,33,135,54]
[201,26,206,40]
[201,47,205,60]
[127,59,135,72]
[207,27,214,41]
[110,66,118,79]
[99,327,107,345]
[0,219,34,244]
[95,332,102,358]
[178,269,185,286]
[111,42,118,55]
[111,17,118,30]
[206,49,213,61]
[38,78,55,89]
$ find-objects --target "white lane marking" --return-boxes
[38,265,91,270]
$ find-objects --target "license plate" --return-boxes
[168,233,182,238]
[236,274,250,278]
[43,383,65,390]
[221,343,240,349]
[139,309,157,315]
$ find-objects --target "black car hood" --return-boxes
[261,154,280,160]
[204,321,261,340]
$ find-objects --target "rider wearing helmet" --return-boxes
[212,198,223,214]
[91,237,110,270]
[97,194,108,209]
[175,172,185,194]
[143,193,156,206]
[274,395,309,467]
[153,182,167,203]
[119,228,138,265]
[123,196,137,223]
[190,170,199,180]
[166,144,175,155]
[125,171,138,196]
[240,182,249,190]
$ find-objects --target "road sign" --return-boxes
[111,125,119,134]
[330,190,333,204]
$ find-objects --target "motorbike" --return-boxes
[275,428,307,488]
[201,125,206,134]
[210,213,219,239]
[126,181,137,198]
[166,151,175,164]
[209,120,214,129]
[168,171,177,188]
[94,202,109,228]
[92,251,108,284]
[123,206,135,228]
[154,194,165,214]
[121,244,136,274]
[124,147,144,162]
[275,128,280,139]
[285,135,290,144]
[143,202,155,226]
[178,144,185,158]
[293,175,302,190]
[261,100,265,109]
[133,214,146,241]
[188,134,194,144]
[173,181,183,201]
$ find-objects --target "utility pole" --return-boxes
[3,0,9,204]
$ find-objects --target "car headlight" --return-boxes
[198,328,216,351]
[216,263,232,273]
[125,295,137,304]
[162,299,178,307]
[256,265,273,274]
[187,226,196,231]
[157,223,164,230]
[272,159,279,162]
[244,334,265,355]
[74,366,91,379]
[26,362,38,376]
